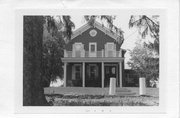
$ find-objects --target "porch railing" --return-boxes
[64,50,122,58]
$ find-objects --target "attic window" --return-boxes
[89,29,97,37]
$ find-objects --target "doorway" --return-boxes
[104,65,117,87]
[85,63,101,87]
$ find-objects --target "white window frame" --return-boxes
[72,64,82,80]
[105,42,116,57]
[107,42,115,50]
[73,42,85,57]
[89,42,97,57]
[74,42,83,51]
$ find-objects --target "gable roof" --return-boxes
[71,21,120,41]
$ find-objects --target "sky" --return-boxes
[69,15,155,69]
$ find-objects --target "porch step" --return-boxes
[44,87,136,96]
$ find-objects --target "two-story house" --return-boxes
[62,21,126,88]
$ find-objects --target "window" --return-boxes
[90,45,95,52]
[89,43,97,52]
[107,43,115,50]
[73,43,84,57]
[72,65,81,80]
[75,66,81,79]
[88,65,98,80]
[89,43,97,57]
[90,66,96,79]
[105,42,116,57]
[75,44,82,50]
[111,67,116,74]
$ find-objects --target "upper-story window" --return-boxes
[73,42,84,57]
[74,43,82,51]
[105,42,116,57]
[89,43,96,52]
[89,42,97,57]
[107,43,115,50]
[90,44,95,52]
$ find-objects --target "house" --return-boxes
[61,21,126,88]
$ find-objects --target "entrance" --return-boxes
[85,63,101,87]
[104,65,117,87]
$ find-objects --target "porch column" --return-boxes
[119,62,122,87]
[102,62,104,88]
[82,62,85,87]
[64,62,67,87]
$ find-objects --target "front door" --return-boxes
[104,66,116,87]
[85,64,101,87]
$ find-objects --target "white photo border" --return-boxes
[15,9,167,114]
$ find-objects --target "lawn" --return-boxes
[44,87,159,106]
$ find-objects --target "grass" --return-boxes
[45,87,159,106]
[125,87,159,97]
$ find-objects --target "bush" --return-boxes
[46,94,158,106]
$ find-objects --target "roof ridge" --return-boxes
[71,21,120,41]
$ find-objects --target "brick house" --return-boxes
[62,21,126,88]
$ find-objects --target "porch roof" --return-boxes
[61,57,124,62]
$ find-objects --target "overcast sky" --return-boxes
[69,15,154,69]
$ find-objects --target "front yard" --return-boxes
[44,87,159,106]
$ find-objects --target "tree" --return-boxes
[23,15,75,105]
[127,41,159,86]
[23,16,48,106]
[129,15,159,54]
[41,16,74,87]
[42,25,65,87]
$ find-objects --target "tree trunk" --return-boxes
[23,16,49,106]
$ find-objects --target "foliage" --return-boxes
[41,16,74,87]
[129,15,159,54]
[46,94,158,106]
[45,16,75,43]
[84,15,124,46]
[23,15,74,105]
[127,41,159,86]
[23,16,49,106]
[42,32,65,87]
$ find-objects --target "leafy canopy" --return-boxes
[129,15,159,54]
[127,40,159,82]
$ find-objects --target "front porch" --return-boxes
[62,59,124,88]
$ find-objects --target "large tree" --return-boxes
[23,16,48,106]
[42,23,65,87]
[127,41,159,86]
[23,15,75,105]
[41,16,74,87]
[129,15,159,54]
